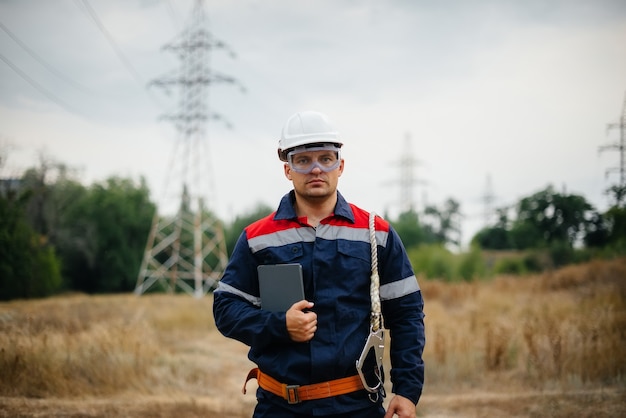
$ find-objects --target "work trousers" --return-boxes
[252,401,386,418]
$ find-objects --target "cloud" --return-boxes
[1,0,625,246]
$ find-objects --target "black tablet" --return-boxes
[257,264,305,312]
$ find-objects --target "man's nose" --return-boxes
[309,163,323,174]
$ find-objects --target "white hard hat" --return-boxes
[277,111,343,161]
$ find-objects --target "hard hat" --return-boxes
[277,111,342,161]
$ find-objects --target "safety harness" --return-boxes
[242,212,385,404]
[355,212,386,401]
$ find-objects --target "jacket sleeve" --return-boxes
[212,231,293,349]
[379,225,425,404]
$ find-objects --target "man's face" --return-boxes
[284,148,344,201]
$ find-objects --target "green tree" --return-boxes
[583,211,610,248]
[600,184,626,249]
[0,189,62,300]
[606,184,626,207]
[603,206,626,248]
[510,185,595,249]
[423,198,462,247]
[390,209,434,249]
[56,177,156,293]
[472,208,513,249]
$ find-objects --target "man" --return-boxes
[213,111,425,417]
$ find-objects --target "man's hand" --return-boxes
[384,394,416,418]
[286,300,317,342]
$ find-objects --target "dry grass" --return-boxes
[1,257,625,417]
[420,256,626,396]
[0,294,256,417]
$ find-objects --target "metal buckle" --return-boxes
[355,327,385,395]
[285,384,300,404]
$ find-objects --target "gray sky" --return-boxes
[1,0,625,248]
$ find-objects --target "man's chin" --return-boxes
[302,188,333,199]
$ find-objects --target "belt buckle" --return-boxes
[285,384,300,404]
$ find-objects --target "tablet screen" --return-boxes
[257,264,305,312]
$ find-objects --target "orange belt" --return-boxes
[242,367,365,404]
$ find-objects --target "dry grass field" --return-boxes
[1,257,625,417]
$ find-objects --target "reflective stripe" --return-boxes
[248,224,389,253]
[215,281,261,307]
[248,228,316,253]
[380,275,420,301]
[317,225,389,247]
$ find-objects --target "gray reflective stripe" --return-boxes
[248,225,389,253]
[248,228,316,253]
[380,275,420,301]
[376,230,388,247]
[215,281,261,307]
[317,225,389,247]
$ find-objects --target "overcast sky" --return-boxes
[1,0,625,248]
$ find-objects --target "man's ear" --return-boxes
[284,163,292,180]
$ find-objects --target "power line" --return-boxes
[77,0,145,87]
[0,52,73,112]
[165,0,183,30]
[74,0,170,110]
[0,20,93,94]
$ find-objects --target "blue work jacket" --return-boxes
[213,191,425,415]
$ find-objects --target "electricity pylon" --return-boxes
[600,92,626,187]
[481,173,496,226]
[135,0,241,298]
[389,133,428,214]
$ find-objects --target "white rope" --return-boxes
[369,212,382,331]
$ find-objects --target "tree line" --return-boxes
[1,159,625,300]
[391,184,625,280]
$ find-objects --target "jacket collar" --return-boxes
[274,190,355,223]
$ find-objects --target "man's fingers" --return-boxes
[291,299,314,311]
[286,300,318,342]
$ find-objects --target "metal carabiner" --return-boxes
[355,326,385,397]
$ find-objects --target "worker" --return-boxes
[213,110,425,417]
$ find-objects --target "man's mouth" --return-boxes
[307,178,325,185]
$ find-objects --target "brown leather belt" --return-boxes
[242,367,365,404]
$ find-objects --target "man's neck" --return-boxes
[293,193,337,227]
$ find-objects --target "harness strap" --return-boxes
[242,368,365,404]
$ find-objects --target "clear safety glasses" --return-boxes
[287,146,342,174]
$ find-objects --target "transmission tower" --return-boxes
[395,133,427,213]
[481,173,497,226]
[600,91,626,188]
[135,0,241,298]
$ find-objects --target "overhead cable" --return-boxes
[79,0,145,86]
[0,20,94,94]
[75,0,168,110]
[0,52,73,112]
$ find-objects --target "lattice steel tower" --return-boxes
[481,173,496,226]
[135,0,240,297]
[600,91,626,188]
[397,133,427,213]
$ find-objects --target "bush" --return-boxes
[493,257,527,276]
[457,245,486,281]
[408,244,455,281]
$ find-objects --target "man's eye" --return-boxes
[296,157,310,165]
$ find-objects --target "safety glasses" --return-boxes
[287,146,341,174]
